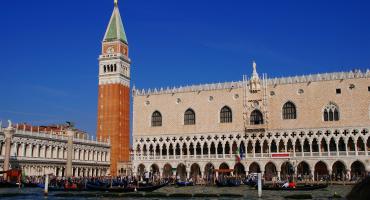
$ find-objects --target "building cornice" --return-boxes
[133,70,370,96]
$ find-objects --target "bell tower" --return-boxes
[97,0,130,176]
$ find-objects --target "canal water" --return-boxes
[0,185,352,199]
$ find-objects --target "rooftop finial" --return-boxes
[114,0,118,7]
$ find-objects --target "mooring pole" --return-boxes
[44,174,49,196]
[258,172,262,198]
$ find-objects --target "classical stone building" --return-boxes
[96,0,131,176]
[0,125,110,177]
[132,62,370,181]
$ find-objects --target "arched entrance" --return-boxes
[176,163,187,181]
[234,163,245,177]
[332,161,346,181]
[150,164,160,177]
[351,161,366,179]
[204,163,215,184]
[219,163,230,176]
[281,162,294,181]
[137,164,145,177]
[190,163,201,181]
[162,163,173,178]
[297,161,310,180]
[314,161,328,181]
[249,162,261,173]
[264,162,277,181]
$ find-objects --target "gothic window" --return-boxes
[103,65,107,72]
[282,101,297,119]
[184,109,195,125]
[114,64,117,72]
[220,106,232,123]
[250,110,263,125]
[110,65,114,72]
[323,103,339,121]
[151,111,162,127]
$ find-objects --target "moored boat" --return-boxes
[176,181,194,187]
[216,179,241,187]
[260,184,328,191]
[107,181,168,192]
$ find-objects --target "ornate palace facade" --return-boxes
[0,125,110,177]
[132,64,370,181]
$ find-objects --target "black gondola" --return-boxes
[107,181,168,192]
[216,179,241,187]
[260,184,328,191]
[0,182,19,188]
[176,181,194,187]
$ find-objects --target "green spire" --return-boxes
[103,1,127,43]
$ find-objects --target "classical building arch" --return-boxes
[137,164,145,176]
[280,161,294,180]
[249,162,261,173]
[314,161,329,181]
[234,162,246,176]
[332,160,346,180]
[190,163,202,180]
[162,163,173,178]
[350,160,366,178]
[176,163,187,181]
[264,162,277,181]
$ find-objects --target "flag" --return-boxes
[235,147,241,162]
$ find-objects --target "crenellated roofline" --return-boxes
[133,69,370,96]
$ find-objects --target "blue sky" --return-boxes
[0,0,369,135]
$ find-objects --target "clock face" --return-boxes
[106,46,115,54]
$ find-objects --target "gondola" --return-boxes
[243,179,257,187]
[260,184,328,191]
[216,179,241,187]
[0,182,19,188]
[22,182,39,187]
[176,181,194,187]
[86,182,110,191]
[107,181,168,193]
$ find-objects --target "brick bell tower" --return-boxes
[97,0,130,176]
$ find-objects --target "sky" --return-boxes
[0,0,369,136]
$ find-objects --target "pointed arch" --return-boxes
[323,102,340,121]
[357,137,365,151]
[271,140,277,153]
[329,138,337,152]
[210,142,216,155]
[338,137,346,152]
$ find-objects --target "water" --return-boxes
[0,185,352,199]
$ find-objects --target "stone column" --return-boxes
[277,171,281,180]
[66,129,74,177]
[3,122,15,181]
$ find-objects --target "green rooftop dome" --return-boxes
[103,1,127,43]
